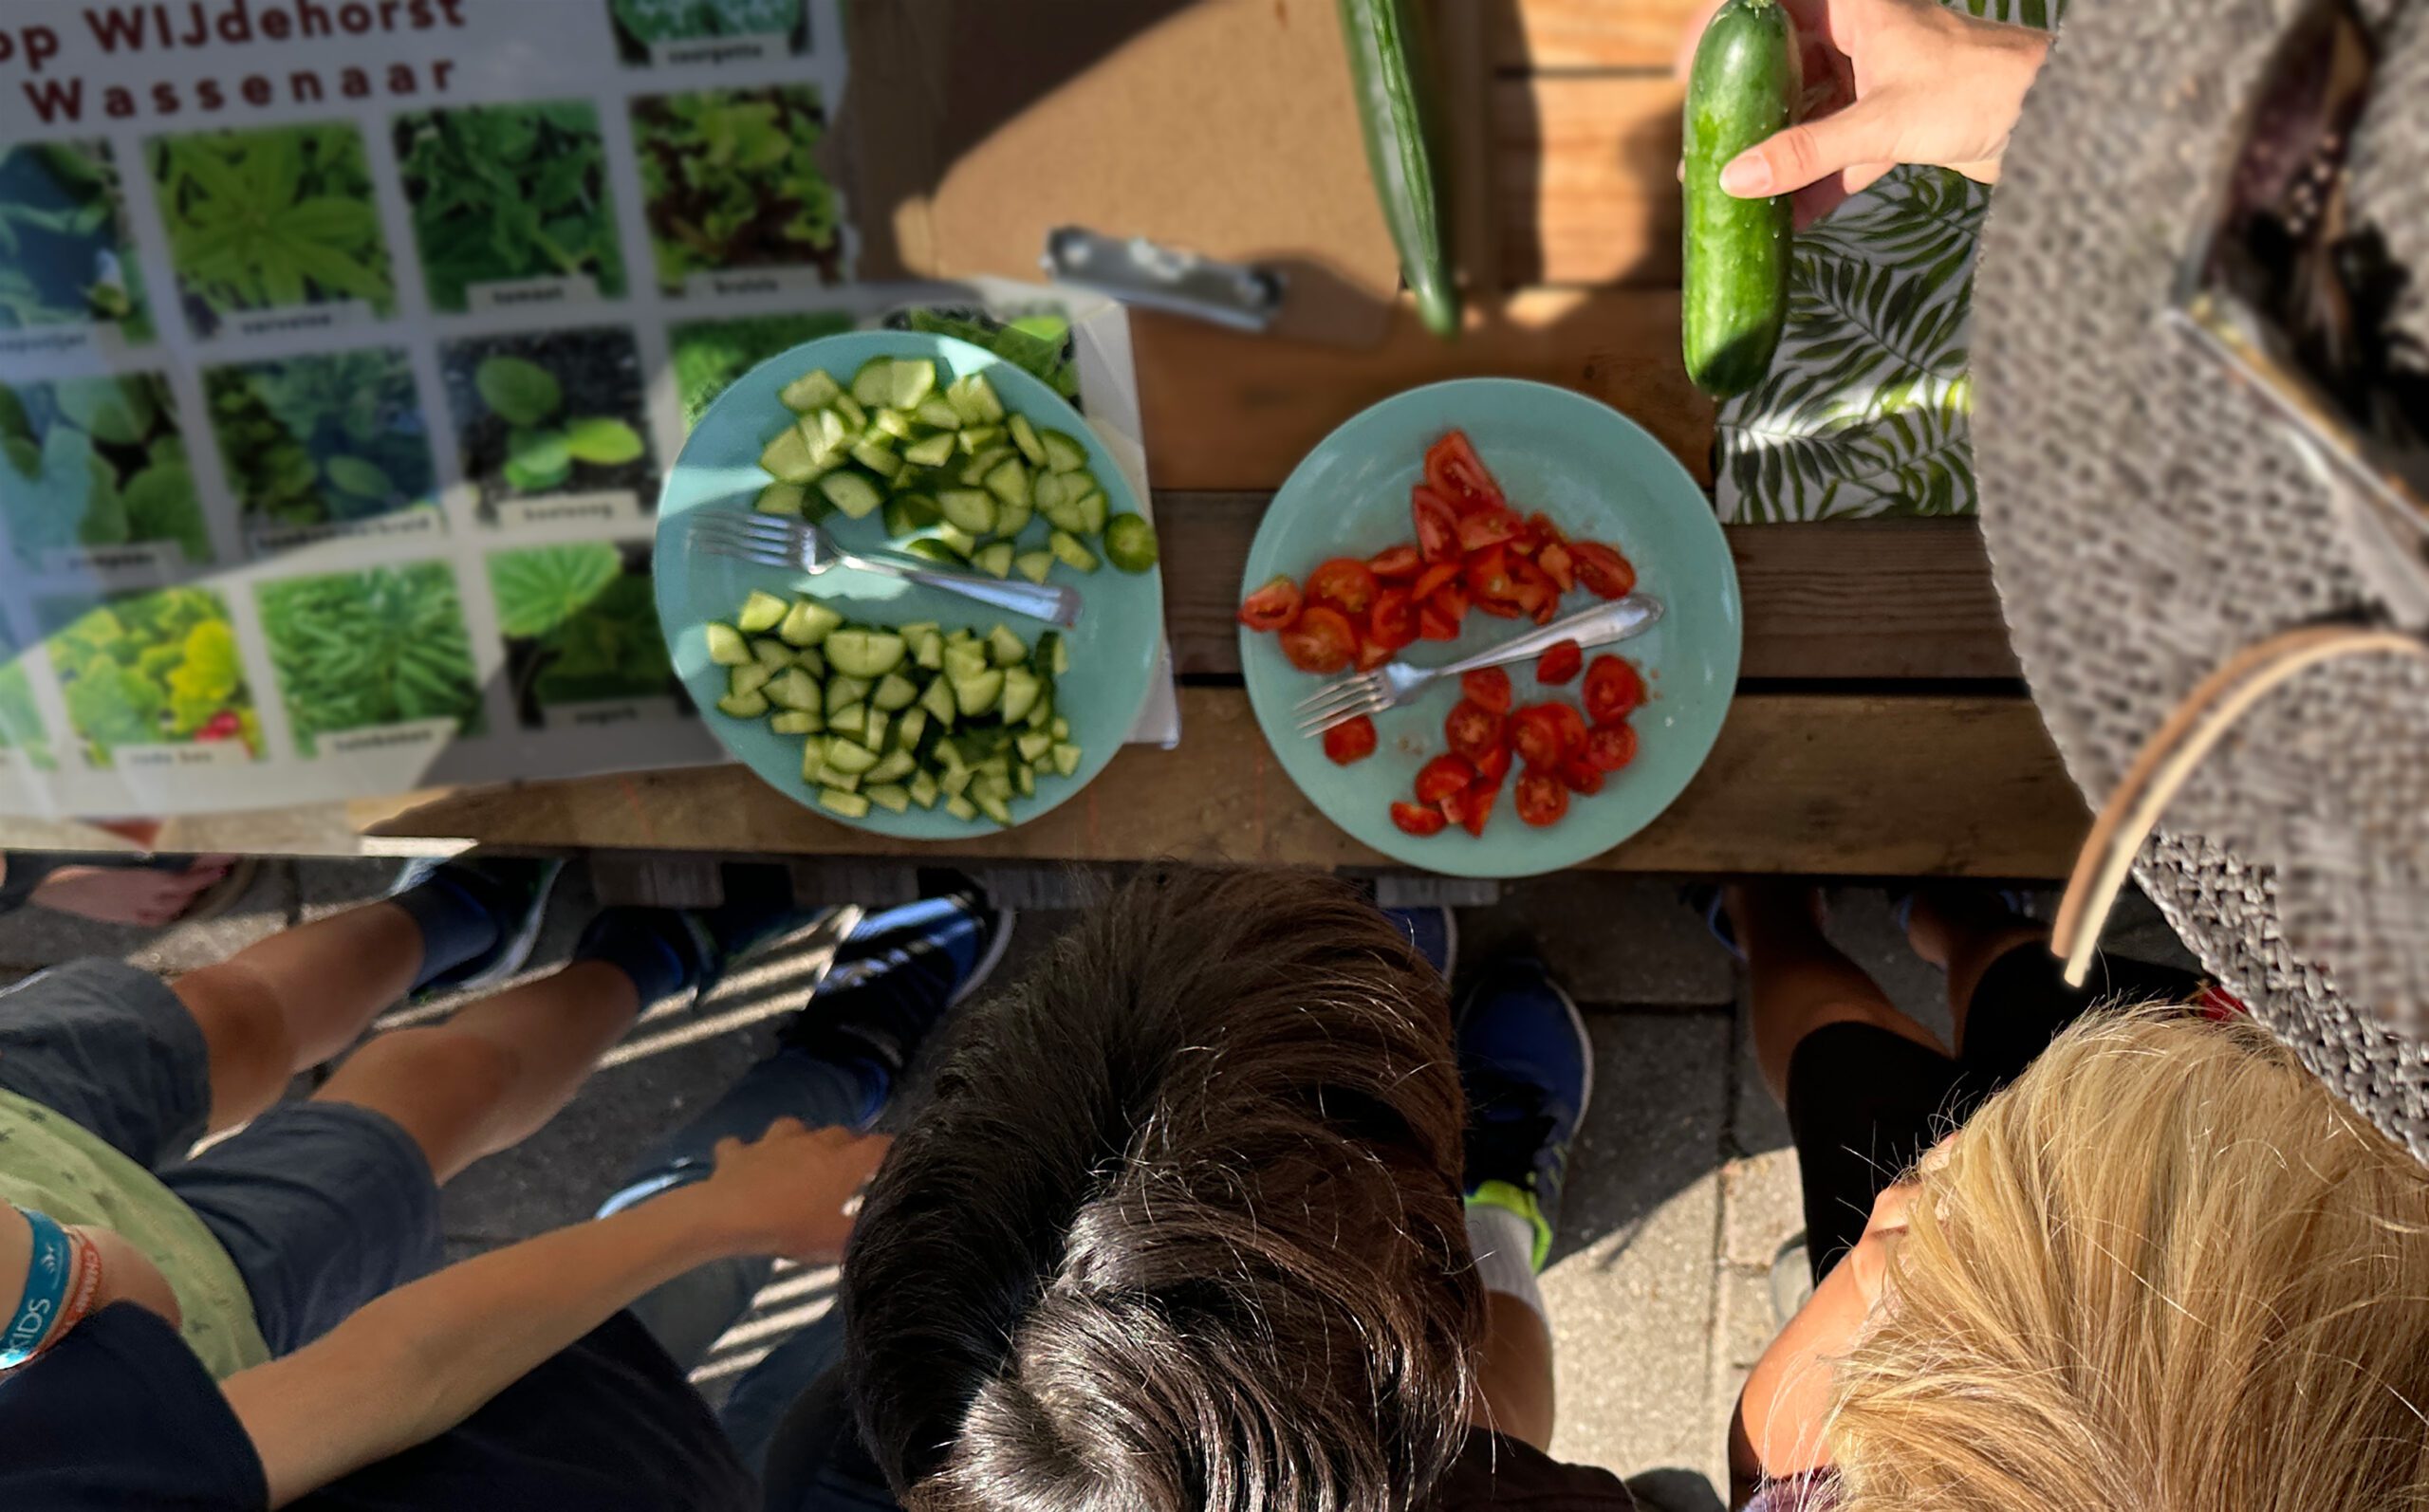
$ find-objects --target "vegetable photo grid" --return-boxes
[1712,0,2062,523]
[0,0,1176,820]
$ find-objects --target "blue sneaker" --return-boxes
[1456,957,1592,1272]
[778,894,1014,1083]
[575,863,838,1010]
[394,856,564,996]
[1384,905,1458,981]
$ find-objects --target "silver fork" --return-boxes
[686,509,1082,628]
[1295,594,1662,736]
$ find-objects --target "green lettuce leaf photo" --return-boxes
[0,141,153,341]
[442,327,655,517]
[258,563,485,756]
[486,542,675,725]
[40,586,260,767]
[204,348,436,534]
[396,101,627,312]
[148,123,395,336]
[1,374,211,564]
[632,85,843,290]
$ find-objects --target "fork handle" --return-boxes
[840,549,1084,628]
[1435,595,1662,678]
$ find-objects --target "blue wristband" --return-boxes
[2,1208,73,1367]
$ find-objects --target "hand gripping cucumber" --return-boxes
[1682,0,1796,397]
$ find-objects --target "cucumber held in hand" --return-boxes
[1683,0,1796,398]
[1339,0,1458,339]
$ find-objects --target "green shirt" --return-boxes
[0,1086,269,1377]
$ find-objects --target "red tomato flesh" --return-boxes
[1323,714,1377,765]
[1583,655,1643,725]
[1445,699,1504,765]
[1460,666,1513,713]
[1415,754,1475,804]
[1585,722,1639,773]
[1368,587,1418,653]
[1535,640,1583,685]
[1510,705,1567,770]
[1413,487,1461,562]
[1238,575,1301,632]
[1391,801,1448,836]
[1307,557,1380,618]
[1279,605,1359,673]
[1368,544,1422,581]
[1515,770,1568,827]
[1572,541,1638,600]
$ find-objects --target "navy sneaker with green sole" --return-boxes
[394,856,564,998]
[779,893,1014,1086]
[1456,956,1593,1272]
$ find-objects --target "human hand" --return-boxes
[1678,0,2051,227]
[28,856,235,927]
[690,1119,891,1262]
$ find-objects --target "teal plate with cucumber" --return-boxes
[656,331,1164,834]
[1240,378,1740,878]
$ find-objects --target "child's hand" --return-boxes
[693,1120,891,1262]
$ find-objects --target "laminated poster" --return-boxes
[0,0,1170,820]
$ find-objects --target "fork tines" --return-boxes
[1294,673,1384,735]
[686,509,800,540]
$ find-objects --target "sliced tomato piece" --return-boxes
[1585,722,1639,772]
[1238,575,1302,632]
[1368,544,1423,581]
[1535,639,1583,685]
[1411,561,1461,601]
[1355,635,1393,672]
[1547,702,1588,757]
[1510,705,1567,769]
[1514,769,1569,827]
[1505,515,1542,557]
[1431,581,1471,625]
[1583,655,1644,725]
[1413,486,1461,562]
[1455,504,1519,554]
[1537,541,1576,594]
[1474,741,1512,785]
[1279,605,1359,674]
[1436,782,1472,826]
[1415,754,1476,804]
[1465,547,1527,618]
[1508,557,1557,618]
[1307,557,1380,618]
[1460,777,1499,837]
[1444,698,1504,766]
[1424,430,1504,510]
[1460,666,1513,714]
[1417,604,1459,641]
[1571,541,1638,600]
[1368,586,1418,653]
[1391,800,1449,836]
[1323,714,1378,765]
[1558,756,1605,796]
[1528,512,1570,548]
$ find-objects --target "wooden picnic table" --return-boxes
[149,0,2087,879]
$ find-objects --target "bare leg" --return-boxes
[170,900,426,1134]
[1471,1290,1556,1452]
[1727,883,1944,1105]
[311,960,640,1183]
[1902,887,2046,1050]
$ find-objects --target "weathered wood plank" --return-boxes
[1490,0,1706,71]
[364,689,2083,878]
[1133,288,1714,492]
[1160,501,2018,680]
[1494,76,1684,287]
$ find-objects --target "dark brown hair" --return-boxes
[842,866,1481,1512]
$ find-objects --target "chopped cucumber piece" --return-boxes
[778,599,844,647]
[704,622,751,666]
[864,783,910,815]
[823,630,907,678]
[1050,716,1070,740]
[824,735,879,774]
[862,709,890,753]
[908,770,940,809]
[827,702,866,738]
[729,662,775,698]
[945,793,978,821]
[954,668,1005,717]
[1039,632,1070,677]
[983,457,1031,509]
[766,668,822,712]
[825,674,872,716]
[993,497,1033,537]
[1074,489,1108,536]
[1015,729,1054,763]
[813,407,851,456]
[973,541,1015,579]
[895,707,929,750]
[973,790,1014,827]
[850,359,895,408]
[987,624,1029,667]
[801,739,827,782]
[915,397,963,431]
[1103,513,1159,573]
[848,439,901,481]
[936,488,996,536]
[902,433,956,468]
[872,408,916,442]
[903,537,965,566]
[1008,413,1046,466]
[1050,742,1082,777]
[833,393,866,431]
[881,493,941,539]
[1027,694,1054,729]
[1048,529,1100,573]
[715,690,769,718]
[736,590,788,634]
[940,764,974,800]
[780,369,843,412]
[963,374,1006,422]
[1000,667,1043,725]
[820,787,871,819]
[867,749,917,784]
[955,424,1002,455]
[1033,470,1067,511]
[871,673,920,712]
[751,637,794,670]
[1038,429,1087,473]
[792,645,825,678]
[959,446,1013,486]
[889,359,937,410]
[760,425,819,482]
[932,522,979,558]
[1014,549,1055,584]
[818,470,885,519]
[913,630,944,672]
[756,480,807,517]
[918,676,957,728]
[942,643,991,684]
[811,764,860,792]
[770,710,820,735]
[1015,764,1036,798]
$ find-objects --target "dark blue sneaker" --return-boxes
[778,894,1013,1085]
[1457,957,1592,1272]
[571,863,834,1011]
[1383,905,1458,981]
[394,856,564,996]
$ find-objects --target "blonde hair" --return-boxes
[1826,1010,2429,1512]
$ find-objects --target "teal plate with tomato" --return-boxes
[1240,378,1741,878]
[656,330,1164,837]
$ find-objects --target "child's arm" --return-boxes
[220,1121,886,1508]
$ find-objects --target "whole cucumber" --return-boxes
[1682,0,1796,398]
[1339,0,1459,340]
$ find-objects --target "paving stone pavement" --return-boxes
[0,862,2197,1498]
